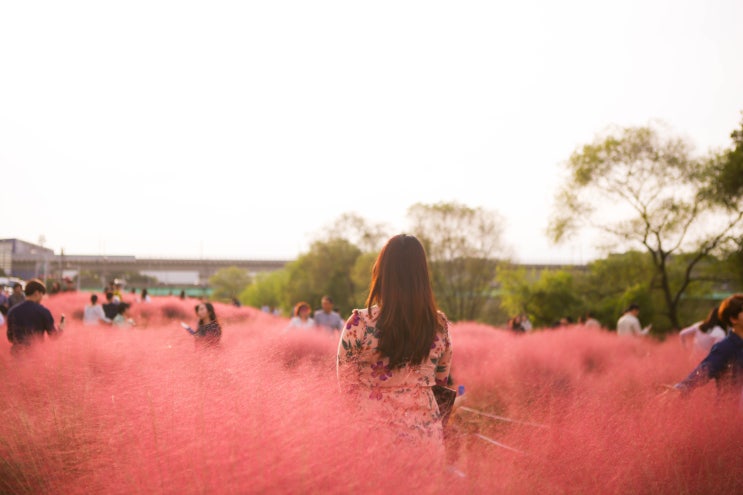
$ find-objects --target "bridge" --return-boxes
[8,252,290,288]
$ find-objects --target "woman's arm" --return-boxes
[679,322,701,347]
[434,320,453,386]
[337,310,366,390]
[675,339,733,393]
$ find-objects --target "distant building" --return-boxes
[1,238,289,288]
[0,239,55,279]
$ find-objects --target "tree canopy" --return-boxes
[549,123,743,329]
[209,267,252,302]
[408,201,508,321]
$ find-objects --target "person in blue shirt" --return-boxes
[313,295,343,332]
[674,294,743,397]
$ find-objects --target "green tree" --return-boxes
[577,251,656,328]
[408,201,508,321]
[706,113,743,288]
[240,269,290,314]
[208,266,252,302]
[497,266,584,327]
[350,251,377,308]
[549,124,743,330]
[707,112,743,205]
[284,238,363,315]
[496,265,538,319]
[313,212,391,253]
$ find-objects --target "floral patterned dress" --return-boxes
[336,306,453,445]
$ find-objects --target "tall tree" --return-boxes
[707,113,743,287]
[549,123,743,330]
[311,212,391,253]
[408,201,508,321]
[708,112,743,204]
[284,238,362,315]
[240,270,289,313]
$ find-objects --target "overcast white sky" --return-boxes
[2,0,742,263]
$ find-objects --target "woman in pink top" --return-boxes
[337,234,453,447]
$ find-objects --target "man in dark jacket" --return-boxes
[102,291,120,320]
[7,279,64,355]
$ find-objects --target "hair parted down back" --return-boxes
[366,234,443,369]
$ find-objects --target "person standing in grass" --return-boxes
[678,304,727,360]
[6,279,64,355]
[674,294,743,399]
[337,234,453,447]
[112,302,136,328]
[183,302,222,347]
[286,302,315,329]
[616,303,651,336]
[8,282,25,308]
[0,284,9,317]
[83,293,112,325]
[102,292,120,321]
[314,295,343,333]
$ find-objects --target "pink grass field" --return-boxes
[1,292,741,494]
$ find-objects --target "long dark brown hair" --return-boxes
[366,234,442,369]
[195,302,218,325]
[699,305,723,332]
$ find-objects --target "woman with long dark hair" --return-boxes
[337,234,453,445]
[183,302,222,347]
[679,304,727,359]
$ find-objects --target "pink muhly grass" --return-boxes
[0,293,740,493]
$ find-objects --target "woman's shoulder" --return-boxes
[436,310,450,333]
[348,306,376,320]
[342,307,375,330]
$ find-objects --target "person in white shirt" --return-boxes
[286,301,316,329]
[83,294,111,325]
[616,303,651,336]
[582,311,602,329]
[112,302,136,328]
[520,314,533,332]
[679,304,727,359]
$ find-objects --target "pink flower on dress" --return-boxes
[370,360,392,381]
[431,335,439,349]
[346,309,361,330]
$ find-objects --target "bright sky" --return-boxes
[2,1,742,263]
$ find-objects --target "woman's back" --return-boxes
[337,306,452,442]
[83,304,106,325]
